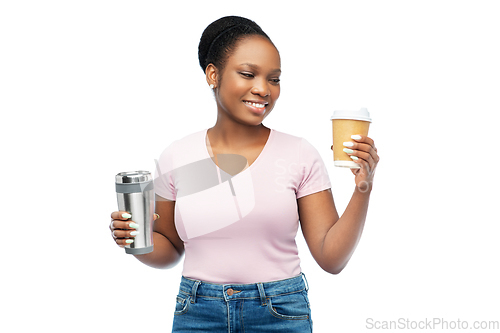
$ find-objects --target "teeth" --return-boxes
[245,101,266,108]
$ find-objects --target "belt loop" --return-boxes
[301,272,309,291]
[191,280,201,304]
[257,283,267,306]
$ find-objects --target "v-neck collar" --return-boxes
[204,128,274,173]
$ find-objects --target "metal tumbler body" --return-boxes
[115,171,155,255]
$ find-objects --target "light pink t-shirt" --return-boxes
[154,129,331,284]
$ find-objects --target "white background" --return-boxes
[2,0,499,332]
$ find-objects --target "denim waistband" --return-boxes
[178,273,309,305]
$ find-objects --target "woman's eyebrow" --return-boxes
[239,62,281,74]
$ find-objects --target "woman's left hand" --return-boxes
[332,135,379,192]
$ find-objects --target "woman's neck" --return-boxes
[208,121,270,151]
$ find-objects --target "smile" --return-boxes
[243,101,267,109]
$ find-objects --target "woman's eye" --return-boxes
[240,72,254,78]
[271,78,281,84]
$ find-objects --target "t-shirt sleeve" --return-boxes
[296,138,332,199]
[154,142,176,201]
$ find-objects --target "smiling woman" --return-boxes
[109,15,379,333]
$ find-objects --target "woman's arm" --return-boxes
[298,135,378,274]
[298,187,370,274]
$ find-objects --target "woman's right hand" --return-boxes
[109,211,140,248]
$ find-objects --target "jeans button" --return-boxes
[227,288,234,296]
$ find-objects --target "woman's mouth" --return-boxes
[243,100,268,114]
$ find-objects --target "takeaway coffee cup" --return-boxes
[331,108,372,169]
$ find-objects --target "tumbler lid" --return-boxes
[116,171,152,184]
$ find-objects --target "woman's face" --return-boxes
[209,35,281,127]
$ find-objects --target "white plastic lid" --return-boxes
[330,108,372,122]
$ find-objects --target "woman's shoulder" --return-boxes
[271,128,304,144]
[174,128,207,144]
[270,129,323,159]
[157,129,206,160]
[271,129,316,150]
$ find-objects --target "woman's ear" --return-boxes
[205,64,218,89]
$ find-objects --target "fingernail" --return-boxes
[122,213,132,219]
[350,155,359,160]
[343,141,354,147]
[343,148,354,154]
[130,231,139,236]
[125,239,134,244]
[351,135,362,140]
[129,222,140,229]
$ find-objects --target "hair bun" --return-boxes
[198,16,268,72]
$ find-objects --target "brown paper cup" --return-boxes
[331,108,372,169]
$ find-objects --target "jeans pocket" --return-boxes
[174,292,191,315]
[267,291,310,320]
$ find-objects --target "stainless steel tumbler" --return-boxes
[115,171,155,255]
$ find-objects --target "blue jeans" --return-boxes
[172,273,313,332]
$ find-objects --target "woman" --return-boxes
[110,16,379,332]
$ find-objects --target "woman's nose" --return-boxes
[251,79,271,97]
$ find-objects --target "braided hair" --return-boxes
[198,16,273,74]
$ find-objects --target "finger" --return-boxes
[346,149,374,169]
[350,159,371,175]
[154,213,160,220]
[110,219,140,231]
[350,135,376,149]
[357,141,379,167]
[344,141,371,153]
[112,229,139,239]
[344,135,377,150]
[360,150,377,171]
[110,211,132,221]
[351,155,372,174]
[115,238,135,247]
[344,137,378,163]
[353,144,379,165]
